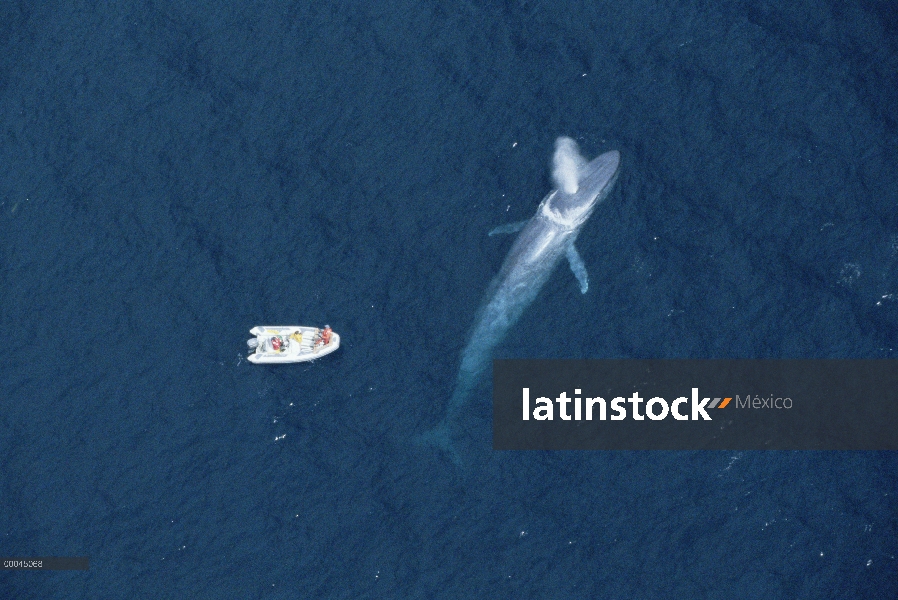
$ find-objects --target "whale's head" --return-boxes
[543,150,621,228]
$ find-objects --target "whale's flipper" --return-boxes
[566,242,589,294]
[488,220,528,236]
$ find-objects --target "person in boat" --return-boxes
[290,330,303,344]
[320,325,332,345]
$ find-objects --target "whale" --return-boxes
[421,137,621,458]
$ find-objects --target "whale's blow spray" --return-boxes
[552,137,586,194]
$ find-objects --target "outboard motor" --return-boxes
[247,338,259,349]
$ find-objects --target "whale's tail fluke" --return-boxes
[415,420,463,466]
[417,356,486,466]
[552,137,586,194]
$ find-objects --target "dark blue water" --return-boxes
[2,1,896,597]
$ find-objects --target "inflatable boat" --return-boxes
[246,325,340,364]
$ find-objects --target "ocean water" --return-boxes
[1,0,896,598]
